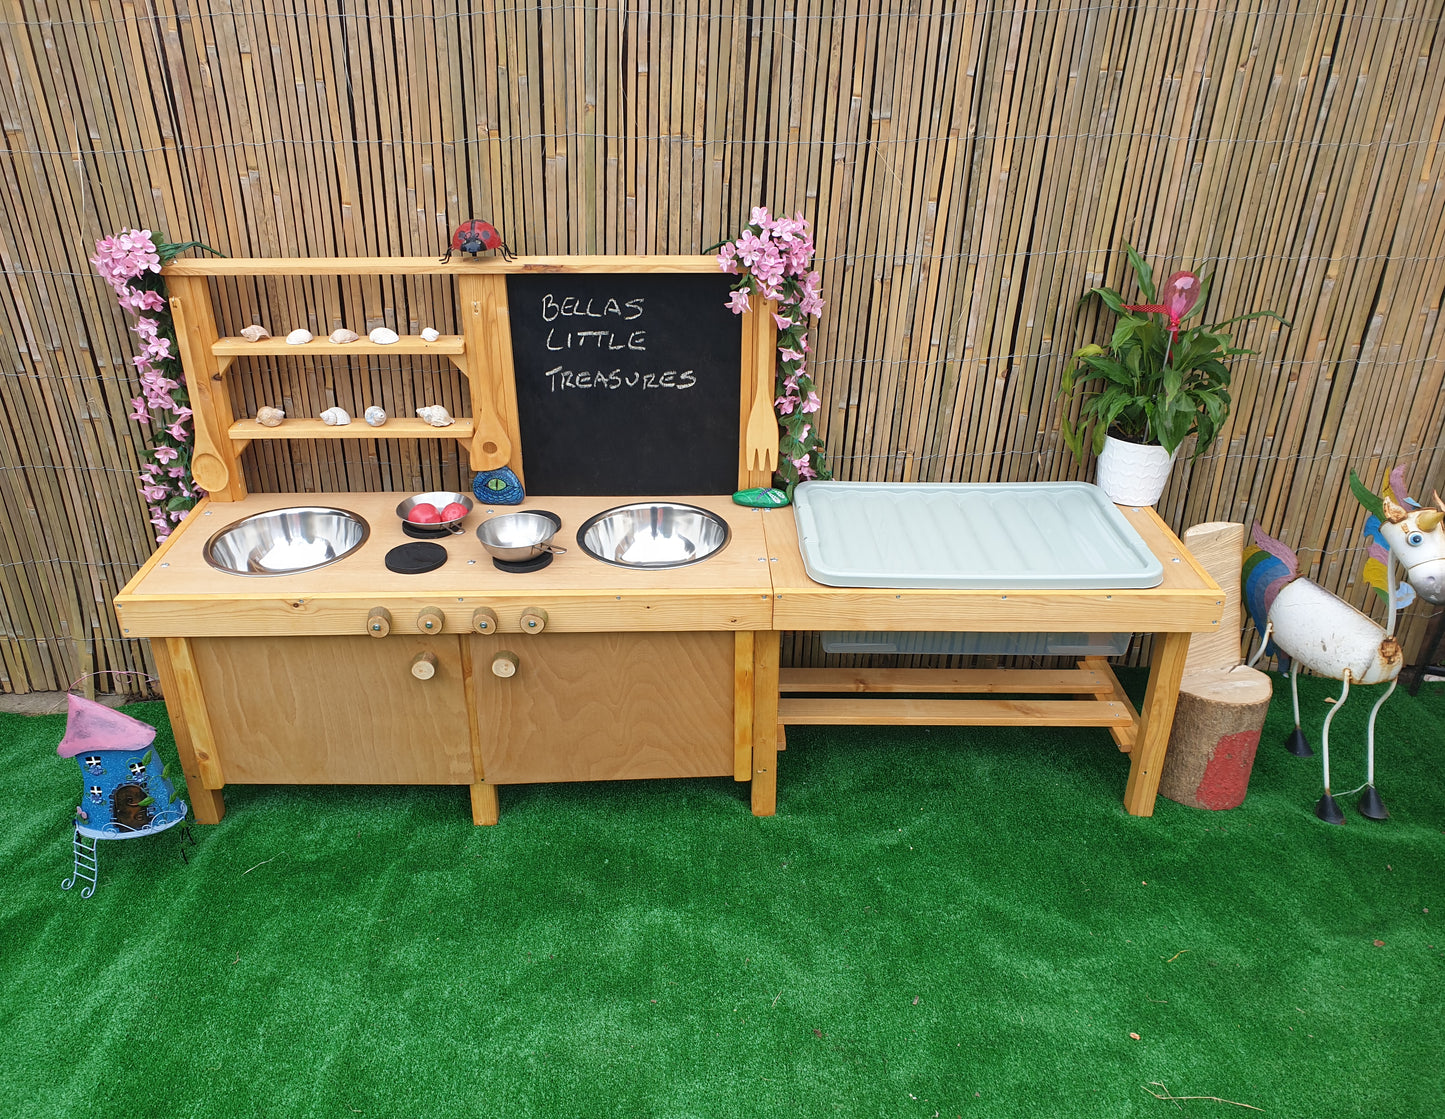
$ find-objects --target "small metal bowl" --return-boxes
[396,490,473,534]
[476,510,566,562]
[576,502,730,569]
[203,506,370,576]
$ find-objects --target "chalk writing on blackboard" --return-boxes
[508,272,742,496]
[543,368,697,392]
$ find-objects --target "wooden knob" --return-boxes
[417,606,445,633]
[520,607,549,634]
[411,651,438,680]
[471,607,500,635]
[366,607,392,637]
[491,651,519,678]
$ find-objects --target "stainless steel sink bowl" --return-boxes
[202,506,370,576]
[577,502,729,569]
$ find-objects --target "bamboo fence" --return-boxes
[1,0,1442,695]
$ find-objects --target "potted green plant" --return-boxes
[1060,244,1289,505]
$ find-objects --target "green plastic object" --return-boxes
[732,487,790,508]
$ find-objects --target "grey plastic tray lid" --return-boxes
[791,481,1164,589]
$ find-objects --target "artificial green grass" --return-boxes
[4,674,1443,1117]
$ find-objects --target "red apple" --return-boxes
[439,502,470,522]
[406,503,443,524]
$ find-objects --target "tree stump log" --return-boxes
[1160,667,1273,810]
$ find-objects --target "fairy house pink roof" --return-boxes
[56,694,157,758]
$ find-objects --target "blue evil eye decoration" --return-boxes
[473,467,525,506]
[1407,531,1424,546]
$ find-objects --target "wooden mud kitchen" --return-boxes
[114,256,1222,826]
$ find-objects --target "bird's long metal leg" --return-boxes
[1356,679,1398,821]
[1285,659,1312,756]
[1315,671,1350,824]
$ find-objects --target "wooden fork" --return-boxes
[744,300,779,473]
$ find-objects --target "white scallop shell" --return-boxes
[363,405,387,427]
[286,329,314,345]
[420,327,440,342]
[240,325,271,342]
[328,328,360,344]
[320,407,351,426]
[415,404,453,427]
[368,327,400,345]
[255,406,285,427]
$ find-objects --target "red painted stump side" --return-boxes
[1159,674,1272,811]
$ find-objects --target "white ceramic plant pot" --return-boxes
[1095,434,1178,506]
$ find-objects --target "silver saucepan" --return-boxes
[476,510,566,562]
[396,491,473,535]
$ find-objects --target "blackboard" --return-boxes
[507,272,743,495]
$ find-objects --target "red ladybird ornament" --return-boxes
[440,220,515,263]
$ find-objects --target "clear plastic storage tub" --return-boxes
[818,631,1131,657]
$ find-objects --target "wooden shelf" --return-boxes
[165,255,719,277]
[229,417,475,440]
[213,335,465,357]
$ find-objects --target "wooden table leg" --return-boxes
[1123,631,1191,816]
[751,631,780,816]
[151,638,226,825]
[470,783,499,825]
[461,639,499,825]
[734,632,755,782]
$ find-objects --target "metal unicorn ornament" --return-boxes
[1243,466,1445,823]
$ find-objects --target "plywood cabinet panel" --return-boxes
[474,632,735,784]
[191,635,475,784]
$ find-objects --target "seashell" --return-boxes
[420,327,440,342]
[328,328,360,344]
[255,406,285,427]
[320,407,351,426]
[240,325,271,342]
[416,404,453,428]
[369,327,400,345]
[286,329,314,345]
[363,405,387,427]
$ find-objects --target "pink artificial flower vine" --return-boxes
[717,206,830,493]
[92,228,220,543]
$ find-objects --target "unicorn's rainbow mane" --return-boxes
[1243,522,1300,663]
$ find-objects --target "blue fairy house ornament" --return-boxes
[57,695,190,897]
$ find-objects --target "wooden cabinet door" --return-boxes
[191,635,475,785]
[473,632,734,784]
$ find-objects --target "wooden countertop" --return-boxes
[761,503,1223,633]
[115,493,1222,639]
[116,493,776,637]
